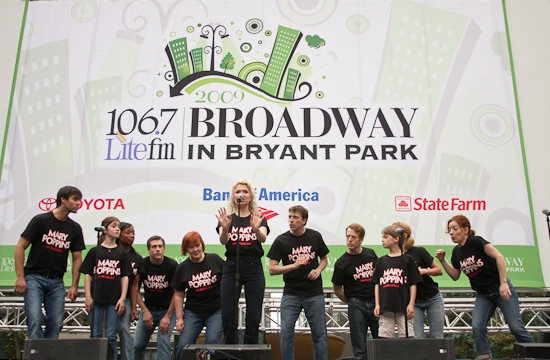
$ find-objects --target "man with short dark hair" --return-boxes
[133,236,178,360]
[14,185,85,339]
[267,205,329,360]
[332,223,379,359]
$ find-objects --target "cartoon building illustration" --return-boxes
[283,68,301,100]
[78,76,122,169]
[167,38,191,82]
[15,39,74,202]
[190,48,204,73]
[260,26,302,97]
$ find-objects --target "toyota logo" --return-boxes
[39,198,56,212]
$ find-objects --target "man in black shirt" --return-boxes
[267,205,329,360]
[14,186,85,339]
[133,236,178,360]
[332,223,379,359]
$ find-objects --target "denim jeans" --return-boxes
[24,274,66,339]
[347,297,379,359]
[280,294,327,360]
[413,292,445,339]
[90,303,120,360]
[221,257,265,344]
[118,299,133,360]
[472,280,535,357]
[175,309,223,360]
[134,310,176,360]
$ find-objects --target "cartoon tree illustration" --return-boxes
[220,52,235,73]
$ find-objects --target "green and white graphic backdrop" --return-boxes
[0,0,543,288]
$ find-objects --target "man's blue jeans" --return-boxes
[175,309,223,360]
[24,274,66,339]
[221,257,265,344]
[413,292,445,339]
[117,299,133,360]
[90,303,120,360]
[472,280,534,357]
[280,294,327,360]
[134,310,176,360]
[347,297,379,359]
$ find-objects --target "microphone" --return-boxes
[237,194,244,203]
[543,208,550,216]
[94,226,105,232]
[396,227,405,235]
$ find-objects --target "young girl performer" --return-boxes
[373,225,422,338]
[116,222,141,360]
[80,216,132,360]
[394,221,444,339]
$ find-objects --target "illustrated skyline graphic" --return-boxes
[165,24,312,101]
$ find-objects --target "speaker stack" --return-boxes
[365,338,456,360]
[513,342,550,359]
[23,338,109,360]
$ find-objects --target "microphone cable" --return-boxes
[196,348,243,360]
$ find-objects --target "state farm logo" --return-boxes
[395,197,411,212]
[395,196,486,211]
[38,198,125,211]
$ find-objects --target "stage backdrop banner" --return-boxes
[0,0,543,289]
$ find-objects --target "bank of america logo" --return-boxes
[164,22,325,101]
[258,207,278,220]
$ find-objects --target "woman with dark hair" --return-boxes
[394,221,444,339]
[116,222,141,360]
[80,216,132,360]
[172,231,225,360]
[216,178,269,344]
[436,215,535,360]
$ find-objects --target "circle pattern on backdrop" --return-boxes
[241,42,252,53]
[246,19,263,34]
[238,62,267,81]
[72,0,98,23]
[245,70,264,84]
[471,105,514,146]
[297,55,310,67]
[346,14,369,34]
[277,0,338,25]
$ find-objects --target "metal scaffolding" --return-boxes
[0,293,549,334]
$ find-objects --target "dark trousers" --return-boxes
[220,257,265,344]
